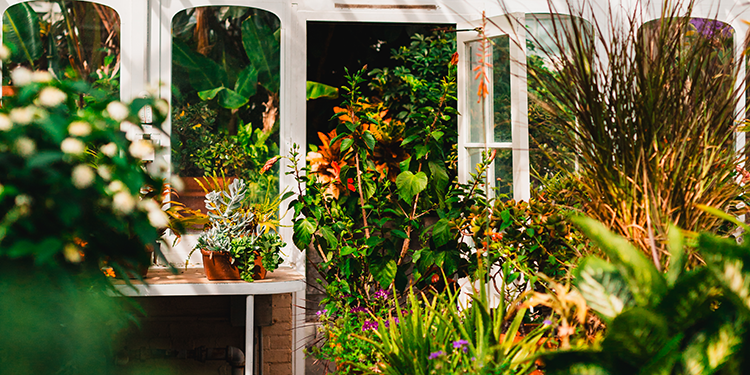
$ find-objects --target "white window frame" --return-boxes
[457,13,530,202]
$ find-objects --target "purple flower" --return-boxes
[453,339,469,353]
[350,306,369,314]
[374,288,390,299]
[384,316,399,328]
[362,320,379,331]
[428,351,445,360]
[543,319,553,325]
[316,309,327,317]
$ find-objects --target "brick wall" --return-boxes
[114,294,293,375]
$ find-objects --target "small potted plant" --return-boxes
[188,178,285,281]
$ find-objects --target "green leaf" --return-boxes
[198,87,224,101]
[602,308,670,368]
[235,66,259,98]
[395,171,428,204]
[218,89,249,109]
[362,130,377,151]
[3,3,42,65]
[242,17,280,92]
[173,40,227,91]
[666,224,686,287]
[428,161,449,192]
[370,258,397,288]
[306,81,339,100]
[432,218,452,247]
[340,138,354,153]
[574,257,634,321]
[292,217,316,249]
[27,151,63,169]
[340,246,357,256]
[318,226,338,248]
[572,216,667,308]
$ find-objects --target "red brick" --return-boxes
[268,362,292,375]
[264,348,290,363]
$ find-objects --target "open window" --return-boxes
[458,15,528,201]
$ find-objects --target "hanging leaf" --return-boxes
[292,217,316,249]
[431,218,452,247]
[306,81,339,100]
[218,89,249,109]
[235,65,259,98]
[395,171,428,204]
[3,3,42,66]
[241,17,280,92]
[198,87,224,101]
[173,40,227,91]
[370,258,397,288]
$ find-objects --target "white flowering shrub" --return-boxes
[0,66,169,273]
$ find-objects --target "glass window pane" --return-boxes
[526,15,589,187]
[491,35,511,143]
[493,148,513,197]
[466,40,485,143]
[2,1,120,96]
[468,148,513,197]
[170,7,281,212]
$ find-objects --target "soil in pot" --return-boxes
[201,249,241,280]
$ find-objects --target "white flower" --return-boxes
[108,180,127,193]
[129,139,153,160]
[121,121,140,141]
[154,99,169,117]
[68,121,91,137]
[11,67,32,86]
[15,137,35,156]
[0,45,10,60]
[71,164,95,189]
[138,199,161,212]
[100,142,117,157]
[0,114,11,131]
[14,194,32,207]
[10,107,34,124]
[97,165,112,181]
[31,71,53,83]
[148,209,170,228]
[37,87,66,107]
[60,138,85,155]
[63,244,82,263]
[112,191,135,214]
[106,101,129,121]
[170,176,185,193]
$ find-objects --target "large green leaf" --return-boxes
[3,3,42,65]
[395,171,428,204]
[370,258,397,288]
[680,320,744,375]
[666,224,686,287]
[574,257,634,321]
[218,89,249,110]
[172,40,227,91]
[431,218,452,247]
[241,17,279,92]
[657,268,718,333]
[235,65,258,98]
[572,216,667,308]
[306,81,339,100]
[292,217,316,249]
[602,307,670,369]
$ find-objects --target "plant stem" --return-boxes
[354,151,370,239]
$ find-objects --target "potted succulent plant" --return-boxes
[187,178,285,281]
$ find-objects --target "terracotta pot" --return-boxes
[176,177,236,213]
[201,249,241,280]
